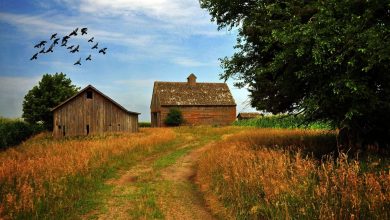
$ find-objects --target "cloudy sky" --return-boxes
[0,0,255,121]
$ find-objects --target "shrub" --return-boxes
[0,117,44,149]
[164,108,183,126]
[139,122,151,127]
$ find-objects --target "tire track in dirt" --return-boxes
[158,142,216,220]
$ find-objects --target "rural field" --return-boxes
[0,126,389,219]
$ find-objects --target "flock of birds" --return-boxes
[30,27,107,66]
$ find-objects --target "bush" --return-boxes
[0,117,44,149]
[139,122,151,127]
[164,108,183,126]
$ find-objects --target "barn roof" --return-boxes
[237,112,263,119]
[51,85,140,115]
[153,78,236,106]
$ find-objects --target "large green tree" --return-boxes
[22,73,79,130]
[200,0,390,150]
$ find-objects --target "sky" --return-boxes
[0,0,255,121]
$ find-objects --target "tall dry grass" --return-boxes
[197,128,390,219]
[0,128,175,219]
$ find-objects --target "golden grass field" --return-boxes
[197,128,390,219]
[0,127,389,219]
[0,128,175,219]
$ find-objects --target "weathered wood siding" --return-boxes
[155,106,236,127]
[53,90,138,138]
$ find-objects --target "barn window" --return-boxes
[86,125,90,135]
[86,91,93,99]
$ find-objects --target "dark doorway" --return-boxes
[62,126,66,136]
[86,125,90,135]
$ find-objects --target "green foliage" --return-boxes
[139,122,151,127]
[164,108,183,126]
[0,117,44,149]
[22,73,79,130]
[233,115,333,130]
[200,0,390,149]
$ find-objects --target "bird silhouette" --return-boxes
[67,45,74,50]
[86,55,92,61]
[81,28,88,35]
[34,41,47,48]
[74,58,81,65]
[70,45,79,53]
[50,33,57,40]
[91,43,98,49]
[88,37,94,42]
[62,36,70,44]
[39,47,46,53]
[53,38,60,45]
[30,53,38,60]
[69,28,78,36]
[99,48,107,54]
[46,44,54,53]
[61,41,67,47]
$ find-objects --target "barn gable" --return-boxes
[52,85,139,138]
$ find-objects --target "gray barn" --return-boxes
[51,85,139,138]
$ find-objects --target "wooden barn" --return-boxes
[237,112,263,120]
[51,85,140,138]
[150,74,236,127]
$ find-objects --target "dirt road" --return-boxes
[83,130,219,220]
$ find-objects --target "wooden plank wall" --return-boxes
[53,90,138,138]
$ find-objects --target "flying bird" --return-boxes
[61,41,67,47]
[67,45,74,50]
[50,33,57,40]
[86,55,92,61]
[30,53,38,60]
[74,58,81,65]
[70,45,79,53]
[91,43,98,49]
[39,47,46,53]
[53,38,60,45]
[88,37,94,42]
[69,28,78,36]
[99,48,107,54]
[46,44,54,53]
[62,36,70,44]
[34,40,47,48]
[81,28,88,35]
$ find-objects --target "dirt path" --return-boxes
[85,140,216,220]
[158,142,216,220]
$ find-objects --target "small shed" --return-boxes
[51,85,140,138]
[150,74,236,127]
[237,112,263,120]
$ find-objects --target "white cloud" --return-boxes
[172,57,210,67]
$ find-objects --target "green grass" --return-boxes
[153,146,192,169]
[139,122,151,127]
[233,115,333,130]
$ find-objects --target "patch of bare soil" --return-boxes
[159,142,216,220]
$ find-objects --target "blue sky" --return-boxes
[0,0,255,121]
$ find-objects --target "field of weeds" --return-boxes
[0,128,175,219]
[197,128,390,219]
